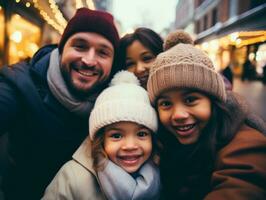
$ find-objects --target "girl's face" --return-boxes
[125,40,156,87]
[157,89,211,145]
[103,121,152,173]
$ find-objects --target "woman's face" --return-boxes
[103,121,152,173]
[157,89,212,145]
[125,40,156,88]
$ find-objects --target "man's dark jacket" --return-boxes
[0,45,89,199]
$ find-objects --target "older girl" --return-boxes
[147,30,266,200]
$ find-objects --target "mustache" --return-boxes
[70,61,102,75]
[70,61,104,76]
[71,61,95,70]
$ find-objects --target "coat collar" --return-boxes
[30,45,57,82]
[72,136,97,176]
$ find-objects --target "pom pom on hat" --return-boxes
[163,29,194,51]
[147,30,226,104]
[89,71,158,140]
[110,70,140,86]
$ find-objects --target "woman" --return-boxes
[119,27,163,88]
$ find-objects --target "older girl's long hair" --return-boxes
[158,93,237,199]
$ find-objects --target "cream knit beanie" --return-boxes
[89,70,158,140]
[147,30,226,104]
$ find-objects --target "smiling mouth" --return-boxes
[76,69,98,76]
[175,124,196,131]
[173,123,197,136]
[71,65,100,78]
[118,155,141,165]
[71,63,99,77]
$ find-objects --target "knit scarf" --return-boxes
[47,49,97,117]
[97,159,161,200]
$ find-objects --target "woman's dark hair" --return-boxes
[119,27,163,69]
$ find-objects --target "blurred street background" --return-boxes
[0,0,266,120]
[233,78,266,120]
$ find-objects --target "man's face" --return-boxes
[60,32,114,98]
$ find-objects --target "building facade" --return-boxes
[175,0,266,78]
[93,0,112,11]
[175,0,195,36]
[0,0,115,66]
[0,0,62,66]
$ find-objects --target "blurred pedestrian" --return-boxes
[119,27,163,88]
[0,8,120,200]
[262,63,266,84]
[42,71,161,200]
[221,64,233,85]
[147,30,266,200]
[242,58,256,81]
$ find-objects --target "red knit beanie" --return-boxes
[58,8,119,53]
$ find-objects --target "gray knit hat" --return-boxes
[89,70,158,140]
[147,30,226,104]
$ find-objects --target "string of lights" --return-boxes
[48,0,67,28]
[32,0,65,34]
[75,0,84,9]
[13,0,96,34]
[86,0,95,10]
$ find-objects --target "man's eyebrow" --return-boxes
[99,43,114,51]
[70,37,114,53]
[70,37,87,43]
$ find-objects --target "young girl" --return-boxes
[119,27,163,88]
[147,30,266,200]
[42,71,161,200]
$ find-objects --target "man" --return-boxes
[0,8,120,199]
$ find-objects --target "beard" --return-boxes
[60,62,108,100]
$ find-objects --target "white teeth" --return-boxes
[120,155,139,161]
[123,157,138,161]
[78,69,96,76]
[176,124,195,131]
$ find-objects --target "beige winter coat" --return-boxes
[41,137,106,200]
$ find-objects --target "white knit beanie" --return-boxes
[89,71,158,140]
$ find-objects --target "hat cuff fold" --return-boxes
[147,63,226,104]
[89,100,158,140]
